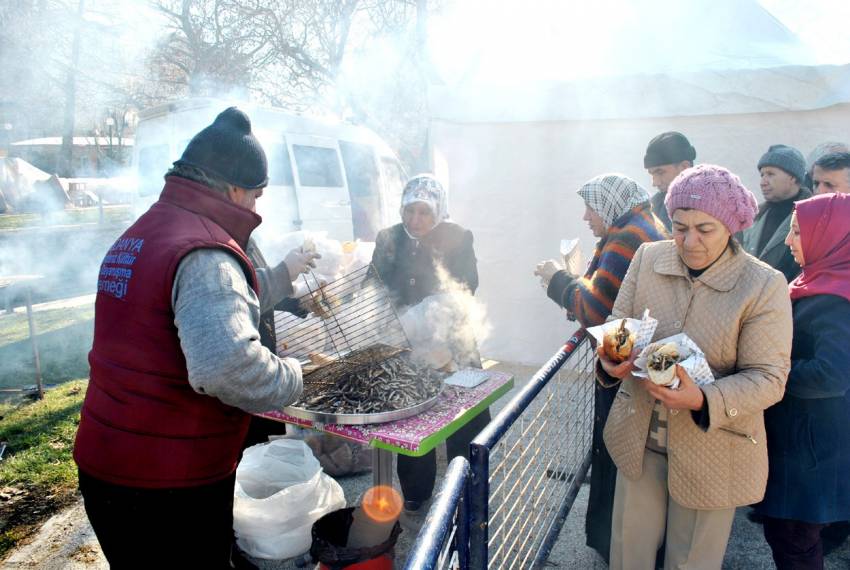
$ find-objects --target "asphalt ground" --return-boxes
[6,327,848,569]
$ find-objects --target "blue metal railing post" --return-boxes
[468,442,490,569]
[404,457,470,570]
[456,471,471,569]
[466,332,586,569]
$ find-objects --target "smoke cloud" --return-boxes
[398,264,491,371]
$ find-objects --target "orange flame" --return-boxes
[360,485,403,523]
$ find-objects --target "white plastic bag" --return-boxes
[233,439,346,560]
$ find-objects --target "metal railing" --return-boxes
[405,331,596,569]
[470,331,594,568]
[403,456,471,570]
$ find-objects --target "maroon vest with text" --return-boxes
[74,177,261,488]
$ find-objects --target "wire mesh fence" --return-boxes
[467,333,596,569]
[406,332,597,569]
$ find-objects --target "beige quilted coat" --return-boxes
[603,241,792,510]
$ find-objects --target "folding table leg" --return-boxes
[372,448,394,488]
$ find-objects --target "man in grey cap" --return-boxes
[741,144,811,282]
[643,131,696,231]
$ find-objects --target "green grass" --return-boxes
[0,380,85,490]
[0,306,97,557]
[0,305,94,345]
[0,380,87,556]
[0,305,94,390]
[0,206,133,230]
[0,213,40,230]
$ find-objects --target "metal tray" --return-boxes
[283,386,443,426]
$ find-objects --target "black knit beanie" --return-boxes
[757,144,806,183]
[644,131,697,169]
[174,107,268,190]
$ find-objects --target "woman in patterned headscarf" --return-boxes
[536,174,666,326]
[370,173,474,308]
[535,173,667,563]
[370,173,488,517]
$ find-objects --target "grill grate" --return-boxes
[274,264,410,394]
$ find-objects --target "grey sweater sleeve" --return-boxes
[254,262,295,315]
[171,249,303,413]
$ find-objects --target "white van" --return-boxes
[132,97,407,241]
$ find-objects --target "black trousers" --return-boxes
[240,416,287,454]
[78,469,236,569]
[585,383,619,564]
[397,408,491,505]
[763,516,826,570]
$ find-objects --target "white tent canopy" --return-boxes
[428,0,836,86]
[425,2,850,364]
[430,64,850,123]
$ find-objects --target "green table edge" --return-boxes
[372,376,515,457]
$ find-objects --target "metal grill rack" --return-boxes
[273,264,445,425]
[274,264,410,374]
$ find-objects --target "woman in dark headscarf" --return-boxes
[756,192,850,569]
[535,174,667,563]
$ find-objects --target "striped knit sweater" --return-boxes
[547,202,668,328]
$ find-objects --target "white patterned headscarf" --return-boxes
[577,174,650,227]
[400,174,448,227]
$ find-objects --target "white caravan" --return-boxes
[132,98,406,241]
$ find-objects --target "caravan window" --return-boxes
[381,157,406,194]
[268,143,294,186]
[139,145,170,174]
[340,141,381,240]
[339,141,378,197]
[292,145,343,187]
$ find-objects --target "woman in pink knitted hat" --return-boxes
[596,164,794,569]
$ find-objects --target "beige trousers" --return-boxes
[609,449,736,570]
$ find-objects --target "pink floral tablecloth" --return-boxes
[259,371,513,455]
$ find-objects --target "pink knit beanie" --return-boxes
[665,164,758,234]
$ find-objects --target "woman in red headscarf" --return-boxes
[755,192,850,569]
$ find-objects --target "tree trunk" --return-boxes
[60,0,85,177]
[415,0,431,173]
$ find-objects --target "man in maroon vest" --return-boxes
[73,107,318,568]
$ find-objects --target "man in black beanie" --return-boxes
[74,107,320,568]
[643,131,697,231]
[741,144,810,282]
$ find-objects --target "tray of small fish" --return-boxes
[284,344,447,425]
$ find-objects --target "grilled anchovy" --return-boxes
[291,344,445,415]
